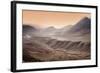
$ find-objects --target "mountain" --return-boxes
[23,25,37,38]
[37,26,58,36]
[23,25,37,33]
[68,17,91,34]
[51,17,91,42]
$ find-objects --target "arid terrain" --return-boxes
[23,17,91,62]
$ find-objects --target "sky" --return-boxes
[22,10,90,29]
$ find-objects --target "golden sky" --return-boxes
[23,10,90,29]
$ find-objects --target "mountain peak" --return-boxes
[68,17,91,33]
[82,17,90,20]
[79,17,90,23]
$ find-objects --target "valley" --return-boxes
[23,17,91,62]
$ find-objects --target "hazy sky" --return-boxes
[23,10,90,29]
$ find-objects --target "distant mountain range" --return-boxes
[23,17,91,42]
